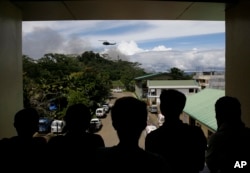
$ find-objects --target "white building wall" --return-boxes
[148,88,195,105]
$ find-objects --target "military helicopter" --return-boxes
[99,40,116,45]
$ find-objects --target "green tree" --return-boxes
[119,60,146,91]
[23,51,148,118]
[169,67,192,80]
[67,68,111,115]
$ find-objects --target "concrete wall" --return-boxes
[226,0,250,127]
[134,81,143,99]
[0,1,23,138]
[182,113,215,139]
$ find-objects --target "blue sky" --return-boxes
[137,33,225,50]
[22,20,225,72]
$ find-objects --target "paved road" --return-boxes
[96,91,156,149]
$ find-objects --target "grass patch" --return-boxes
[112,80,124,88]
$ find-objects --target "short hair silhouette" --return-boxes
[111,96,147,133]
[206,96,250,173]
[95,96,170,173]
[1,108,47,172]
[64,103,92,132]
[14,107,39,137]
[215,96,242,126]
[145,89,207,173]
[160,89,186,119]
[48,103,105,171]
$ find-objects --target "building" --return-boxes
[147,80,201,105]
[193,71,225,90]
[134,72,173,99]
[183,88,225,139]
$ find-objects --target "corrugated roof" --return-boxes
[184,88,225,131]
[148,80,199,87]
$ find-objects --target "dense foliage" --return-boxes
[23,51,147,118]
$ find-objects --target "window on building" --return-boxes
[150,89,156,96]
[196,122,201,127]
[189,88,194,93]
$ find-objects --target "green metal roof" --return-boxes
[148,80,199,87]
[184,88,225,131]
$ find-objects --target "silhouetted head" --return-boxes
[64,103,91,133]
[160,89,186,120]
[111,97,147,137]
[14,108,39,137]
[215,96,242,127]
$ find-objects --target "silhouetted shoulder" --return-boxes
[241,127,250,136]
[48,133,104,148]
[0,138,10,149]
[83,133,105,148]
[145,122,206,173]
[47,135,65,146]
[95,146,171,173]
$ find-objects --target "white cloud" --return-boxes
[117,41,144,55]
[22,20,225,72]
[22,27,93,58]
[130,49,225,72]
[23,20,224,47]
[152,45,172,51]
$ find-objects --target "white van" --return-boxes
[51,120,66,134]
[95,107,106,118]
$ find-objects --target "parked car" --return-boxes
[145,124,157,136]
[88,118,103,133]
[38,117,53,134]
[113,88,122,93]
[95,107,106,118]
[102,103,110,113]
[51,119,66,134]
[148,105,158,114]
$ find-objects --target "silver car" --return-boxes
[88,118,103,133]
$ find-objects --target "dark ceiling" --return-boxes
[10,0,237,21]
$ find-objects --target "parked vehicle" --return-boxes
[38,117,53,134]
[51,119,66,134]
[88,118,103,133]
[95,107,106,118]
[113,88,122,93]
[148,105,158,114]
[102,103,110,113]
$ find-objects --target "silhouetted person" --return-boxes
[95,96,171,173]
[145,89,207,173]
[0,108,47,171]
[48,103,105,171]
[206,96,250,173]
